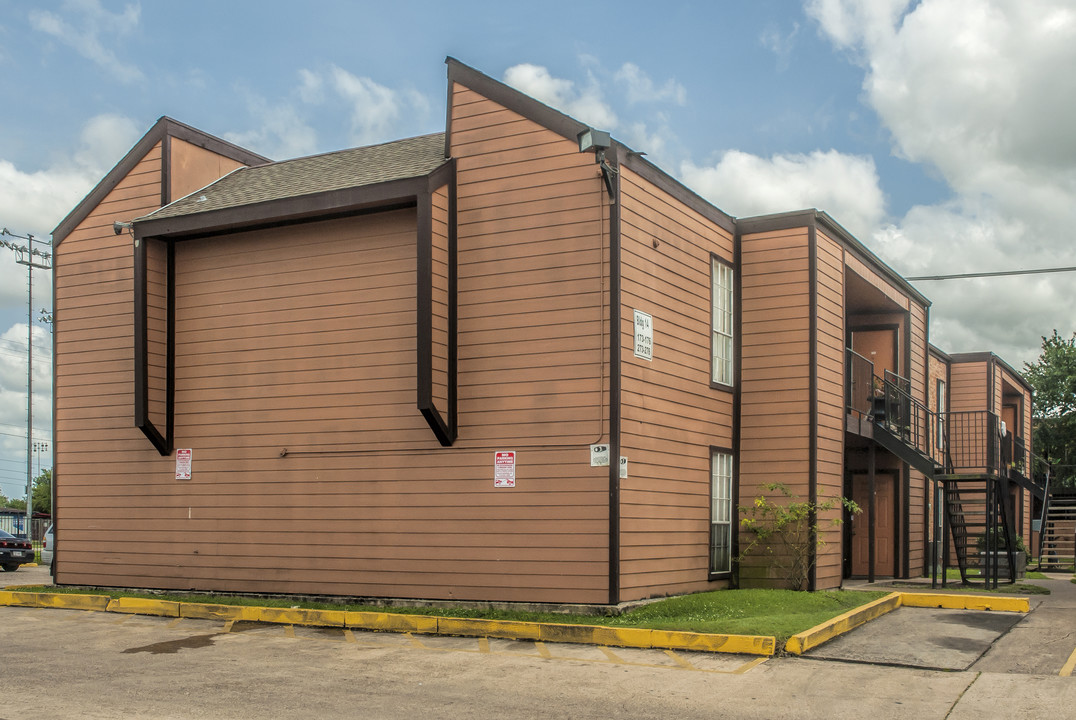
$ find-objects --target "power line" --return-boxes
[907,265,1076,281]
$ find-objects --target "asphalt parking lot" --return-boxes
[2,566,1074,719]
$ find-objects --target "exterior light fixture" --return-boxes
[577,128,611,154]
[577,128,616,202]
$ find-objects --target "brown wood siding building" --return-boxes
[737,224,813,587]
[51,59,1037,605]
[617,165,735,599]
[53,121,269,590]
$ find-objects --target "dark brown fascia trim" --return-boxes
[620,150,736,234]
[135,172,443,240]
[166,239,176,448]
[161,135,172,208]
[928,343,952,364]
[416,160,457,447]
[735,209,818,236]
[50,243,59,562]
[53,116,269,245]
[815,212,931,308]
[163,116,270,168]
[731,225,743,587]
[607,144,622,607]
[950,352,1032,393]
[447,58,590,146]
[736,210,932,310]
[808,224,819,592]
[444,59,738,238]
[133,236,170,456]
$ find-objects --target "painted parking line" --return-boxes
[1060,647,1076,677]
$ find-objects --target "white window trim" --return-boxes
[712,257,734,386]
[710,450,733,575]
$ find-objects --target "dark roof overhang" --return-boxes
[134,163,451,242]
[52,116,270,246]
[445,57,736,234]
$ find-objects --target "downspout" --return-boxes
[606,147,622,606]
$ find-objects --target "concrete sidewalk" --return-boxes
[821,573,1076,674]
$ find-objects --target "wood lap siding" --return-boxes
[431,184,450,412]
[950,362,987,412]
[738,227,812,587]
[814,231,845,589]
[618,168,734,600]
[145,238,168,430]
[54,142,165,586]
[168,138,245,203]
[445,83,609,601]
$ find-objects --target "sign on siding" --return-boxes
[175,448,192,480]
[633,310,653,361]
[619,456,628,479]
[590,444,610,467]
[494,451,516,488]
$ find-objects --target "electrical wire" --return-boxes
[907,265,1076,281]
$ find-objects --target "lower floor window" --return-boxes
[710,450,733,574]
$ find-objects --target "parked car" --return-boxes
[41,524,54,571]
[0,529,34,572]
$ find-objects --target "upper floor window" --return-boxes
[712,257,734,386]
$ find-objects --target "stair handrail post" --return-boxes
[1037,464,1051,564]
[942,479,951,588]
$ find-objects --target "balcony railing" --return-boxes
[844,347,1029,479]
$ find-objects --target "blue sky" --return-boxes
[0,0,1074,498]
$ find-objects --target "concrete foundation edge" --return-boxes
[0,590,776,656]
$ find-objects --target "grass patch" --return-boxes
[8,585,888,644]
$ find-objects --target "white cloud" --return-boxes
[0,114,123,481]
[0,323,52,499]
[760,21,801,70]
[330,66,430,147]
[614,63,686,105]
[504,63,619,130]
[681,149,886,239]
[804,0,1076,362]
[502,61,686,162]
[225,98,318,161]
[0,114,139,308]
[29,0,143,84]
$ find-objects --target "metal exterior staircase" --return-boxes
[943,476,1017,587]
[1040,496,1076,571]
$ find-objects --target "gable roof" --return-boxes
[142,133,448,223]
[52,116,270,245]
[445,58,737,234]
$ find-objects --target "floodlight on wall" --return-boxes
[577,127,617,203]
[577,128,611,154]
[113,221,133,235]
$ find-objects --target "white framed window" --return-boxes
[710,450,733,575]
[712,257,734,386]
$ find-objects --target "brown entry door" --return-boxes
[851,328,898,379]
[850,473,895,577]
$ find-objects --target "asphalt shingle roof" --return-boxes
[143,132,447,221]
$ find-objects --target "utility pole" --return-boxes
[1,228,52,539]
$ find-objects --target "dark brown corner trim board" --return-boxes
[53,117,269,245]
[132,163,460,454]
[416,161,458,446]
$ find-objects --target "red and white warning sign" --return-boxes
[494,450,516,488]
[175,448,193,480]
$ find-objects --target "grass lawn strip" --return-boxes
[4,586,888,647]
